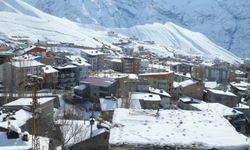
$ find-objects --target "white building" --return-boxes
[81,50,104,71]
[66,55,91,80]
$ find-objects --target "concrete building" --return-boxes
[170,62,192,74]
[81,49,104,71]
[1,57,45,96]
[105,58,122,72]
[129,92,161,110]
[148,87,171,109]
[140,59,149,73]
[81,77,117,101]
[54,65,79,89]
[206,89,239,107]
[192,65,230,83]
[173,79,205,100]
[99,96,120,121]
[41,65,58,89]
[139,72,175,95]
[121,57,141,74]
[66,55,91,80]
[3,97,55,122]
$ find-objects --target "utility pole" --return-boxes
[27,74,43,150]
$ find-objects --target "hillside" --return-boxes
[0,0,242,64]
[23,0,250,58]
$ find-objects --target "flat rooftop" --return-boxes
[208,89,237,97]
[109,108,249,149]
[81,49,104,56]
[81,77,116,87]
[0,109,32,129]
[0,132,49,150]
[42,65,58,74]
[149,87,171,97]
[10,60,45,68]
[99,97,120,111]
[3,97,55,107]
[190,101,243,116]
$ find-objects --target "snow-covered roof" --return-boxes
[55,65,77,69]
[208,89,237,97]
[179,96,201,103]
[109,58,122,63]
[66,55,91,66]
[110,108,249,149]
[128,74,138,79]
[129,92,161,109]
[176,79,198,88]
[0,132,49,150]
[12,54,35,61]
[234,103,250,109]
[55,120,108,147]
[3,97,55,107]
[0,109,32,129]
[81,77,116,87]
[81,49,104,56]
[10,60,45,68]
[99,97,120,111]
[148,87,171,97]
[130,92,161,102]
[74,85,87,91]
[204,81,218,89]
[230,82,250,91]
[235,70,246,75]
[148,64,171,71]
[140,71,174,76]
[42,65,58,74]
[66,55,87,62]
[190,101,243,116]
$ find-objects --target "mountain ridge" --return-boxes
[22,0,250,58]
[0,0,242,64]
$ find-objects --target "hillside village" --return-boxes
[0,32,250,150]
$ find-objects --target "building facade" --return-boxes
[121,57,141,74]
[81,50,104,71]
[139,72,175,95]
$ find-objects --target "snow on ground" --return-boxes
[57,94,99,120]
[114,22,242,64]
[110,108,250,149]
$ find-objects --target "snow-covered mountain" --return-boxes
[23,0,250,58]
[0,0,242,64]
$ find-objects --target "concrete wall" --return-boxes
[207,91,239,107]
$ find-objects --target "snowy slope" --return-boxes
[0,0,110,48]
[0,0,242,64]
[23,0,250,58]
[114,22,241,63]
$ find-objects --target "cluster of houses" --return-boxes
[0,40,250,150]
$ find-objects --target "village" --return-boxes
[0,32,250,150]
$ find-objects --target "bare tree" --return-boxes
[54,107,89,150]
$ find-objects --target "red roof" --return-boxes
[30,47,46,53]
